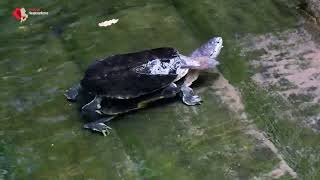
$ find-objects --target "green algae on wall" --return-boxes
[0,0,315,179]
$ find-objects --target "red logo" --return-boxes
[12,8,28,22]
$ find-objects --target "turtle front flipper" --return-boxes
[65,84,81,101]
[83,116,115,136]
[180,85,202,106]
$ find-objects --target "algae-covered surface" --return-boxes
[1,0,320,179]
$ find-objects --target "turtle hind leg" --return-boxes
[180,85,202,106]
[82,95,103,112]
[83,116,116,136]
[65,83,81,101]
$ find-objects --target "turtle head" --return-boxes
[183,37,223,70]
[197,37,223,59]
[190,37,223,58]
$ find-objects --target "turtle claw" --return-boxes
[84,122,112,136]
[65,84,81,101]
[98,123,112,136]
[183,94,202,106]
[180,85,203,106]
[188,95,202,105]
[83,116,115,136]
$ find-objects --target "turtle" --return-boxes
[65,37,223,135]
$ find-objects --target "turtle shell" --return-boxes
[99,80,182,115]
[81,47,183,99]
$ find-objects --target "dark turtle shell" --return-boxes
[81,47,182,99]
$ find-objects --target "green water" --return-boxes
[2,0,320,179]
